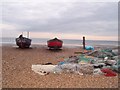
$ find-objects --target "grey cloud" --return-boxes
[2,2,118,36]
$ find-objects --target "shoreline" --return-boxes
[1,43,118,48]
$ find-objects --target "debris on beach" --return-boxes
[85,46,94,50]
[32,48,119,76]
[32,65,57,75]
[74,50,90,54]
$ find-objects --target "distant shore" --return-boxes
[1,44,118,88]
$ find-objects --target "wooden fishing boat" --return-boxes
[47,38,63,49]
[16,33,31,48]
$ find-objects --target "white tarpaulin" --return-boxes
[32,65,57,75]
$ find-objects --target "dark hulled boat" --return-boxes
[47,38,63,49]
[16,35,31,48]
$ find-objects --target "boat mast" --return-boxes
[22,32,23,35]
[27,31,29,38]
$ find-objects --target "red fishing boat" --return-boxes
[47,38,63,49]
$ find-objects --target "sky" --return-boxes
[1,0,119,41]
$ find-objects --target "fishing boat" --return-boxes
[47,38,63,49]
[16,32,32,48]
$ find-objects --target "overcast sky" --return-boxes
[1,0,118,41]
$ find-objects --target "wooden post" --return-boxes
[83,36,85,49]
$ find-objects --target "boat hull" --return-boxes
[47,38,63,49]
[16,38,31,48]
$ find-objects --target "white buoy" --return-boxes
[104,57,108,61]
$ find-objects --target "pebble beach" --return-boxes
[1,44,119,88]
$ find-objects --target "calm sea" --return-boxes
[1,37,118,47]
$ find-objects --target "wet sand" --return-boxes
[2,44,118,88]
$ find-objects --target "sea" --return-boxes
[1,37,118,47]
